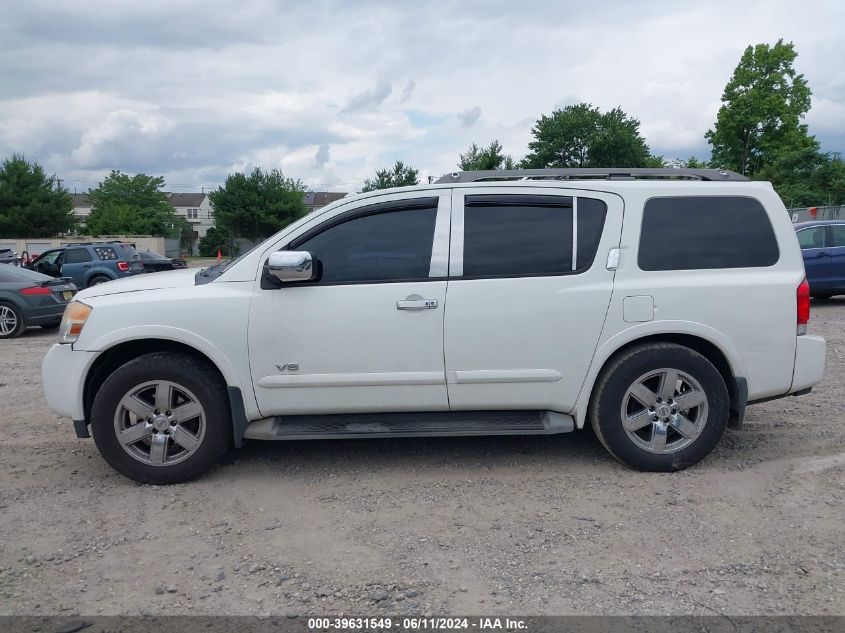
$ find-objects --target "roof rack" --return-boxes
[434,168,747,184]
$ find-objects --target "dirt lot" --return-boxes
[1,301,843,617]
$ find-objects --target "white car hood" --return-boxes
[75,268,200,299]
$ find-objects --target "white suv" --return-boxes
[42,168,826,484]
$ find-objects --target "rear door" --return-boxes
[796,225,831,291]
[443,187,623,412]
[827,224,845,292]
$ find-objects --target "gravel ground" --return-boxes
[1,300,843,617]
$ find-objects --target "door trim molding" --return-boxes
[446,369,562,384]
[257,372,447,389]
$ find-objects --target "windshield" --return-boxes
[141,251,168,260]
[194,241,264,285]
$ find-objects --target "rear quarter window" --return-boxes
[94,246,118,260]
[638,196,779,271]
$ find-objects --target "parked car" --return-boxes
[794,220,845,298]
[0,266,78,338]
[42,168,826,484]
[138,250,187,272]
[29,242,143,288]
[0,247,18,265]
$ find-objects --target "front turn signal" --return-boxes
[59,301,92,344]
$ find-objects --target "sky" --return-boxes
[0,0,842,194]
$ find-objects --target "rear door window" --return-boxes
[829,225,845,247]
[461,195,607,277]
[64,248,93,264]
[638,196,779,270]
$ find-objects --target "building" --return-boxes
[70,192,214,240]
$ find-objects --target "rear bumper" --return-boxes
[41,343,98,422]
[791,334,826,392]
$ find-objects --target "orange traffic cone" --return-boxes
[217,249,222,263]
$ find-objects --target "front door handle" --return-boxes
[397,297,438,310]
[816,252,829,257]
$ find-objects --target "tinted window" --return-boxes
[830,225,845,247]
[463,195,573,277]
[94,246,118,260]
[140,251,168,261]
[576,198,608,270]
[638,197,779,271]
[294,200,437,284]
[64,248,93,264]
[118,243,139,259]
[797,226,826,249]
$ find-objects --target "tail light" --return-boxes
[117,261,129,272]
[20,286,52,296]
[797,277,810,335]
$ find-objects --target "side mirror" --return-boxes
[267,250,317,283]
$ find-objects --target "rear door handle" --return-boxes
[816,252,829,257]
[397,298,438,310]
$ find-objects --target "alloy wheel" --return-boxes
[620,368,709,454]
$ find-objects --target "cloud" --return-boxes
[457,106,482,127]
[0,0,843,192]
[399,79,415,103]
[314,144,331,169]
[339,80,392,115]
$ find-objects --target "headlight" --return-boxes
[59,301,92,344]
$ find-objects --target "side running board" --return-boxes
[243,410,574,441]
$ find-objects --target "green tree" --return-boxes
[756,149,845,208]
[361,161,419,192]
[209,167,307,242]
[0,154,76,237]
[522,103,656,168]
[197,226,233,257]
[705,40,815,176]
[86,171,182,237]
[458,140,515,171]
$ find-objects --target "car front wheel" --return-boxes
[589,343,729,471]
[90,352,231,484]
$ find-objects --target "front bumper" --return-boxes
[41,343,98,422]
[791,334,826,392]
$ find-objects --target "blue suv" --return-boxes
[795,221,845,298]
[29,242,144,288]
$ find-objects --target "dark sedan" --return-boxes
[138,250,187,272]
[795,220,845,298]
[0,266,77,338]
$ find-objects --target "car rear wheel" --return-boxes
[589,343,729,472]
[87,275,110,287]
[0,302,25,339]
[91,352,231,484]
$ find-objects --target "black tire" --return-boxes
[87,275,111,287]
[0,301,25,339]
[589,343,729,472]
[91,352,231,484]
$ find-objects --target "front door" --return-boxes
[249,192,451,416]
[60,247,95,286]
[443,188,623,412]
